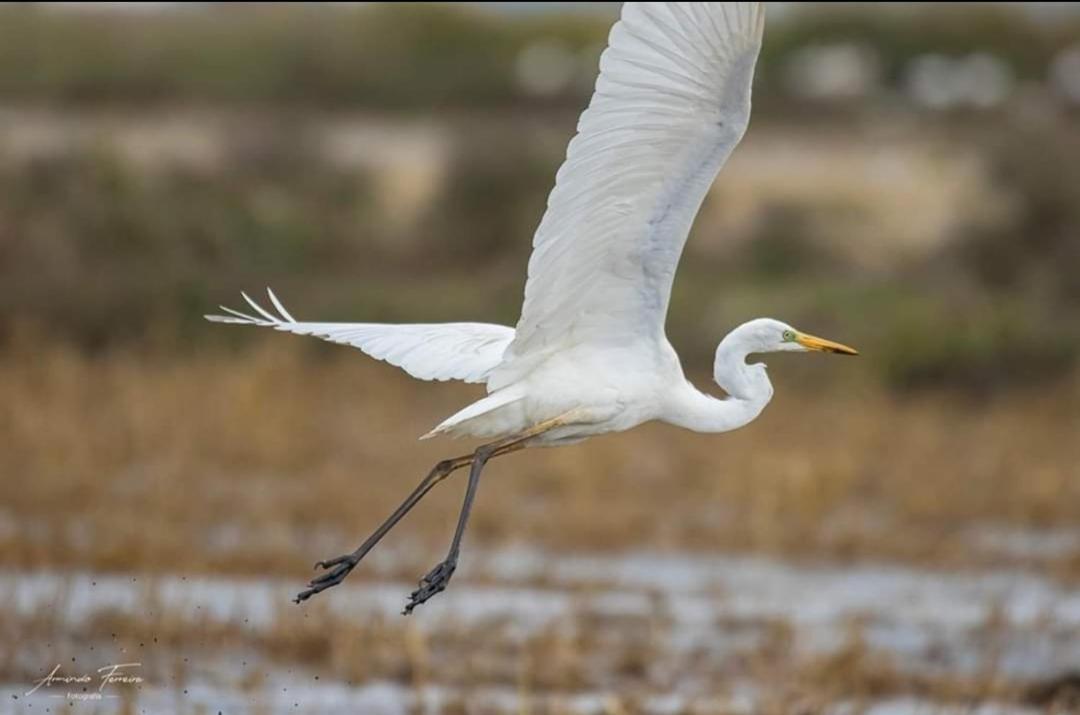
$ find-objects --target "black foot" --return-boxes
[294,553,359,604]
[403,558,457,615]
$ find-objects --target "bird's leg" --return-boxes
[403,444,493,614]
[296,411,578,608]
[295,435,533,604]
[295,453,474,603]
[403,411,580,614]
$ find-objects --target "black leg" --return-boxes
[295,411,575,608]
[403,445,493,615]
[294,455,472,603]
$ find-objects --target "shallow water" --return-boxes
[2,548,1077,713]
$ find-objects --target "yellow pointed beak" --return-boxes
[795,332,859,355]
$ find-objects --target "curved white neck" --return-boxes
[661,326,774,434]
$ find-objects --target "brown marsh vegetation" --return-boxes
[2,337,1079,581]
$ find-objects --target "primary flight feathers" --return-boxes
[205,289,514,385]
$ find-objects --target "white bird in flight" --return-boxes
[208,1,857,613]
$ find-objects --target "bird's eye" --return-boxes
[782,330,795,342]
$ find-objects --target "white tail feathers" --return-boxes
[420,386,526,440]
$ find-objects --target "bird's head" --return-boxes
[733,318,858,356]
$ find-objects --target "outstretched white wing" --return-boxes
[492,2,764,389]
[206,290,514,384]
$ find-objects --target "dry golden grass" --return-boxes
[1,336,1079,582]
[2,334,1080,709]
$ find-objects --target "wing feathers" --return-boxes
[206,3,764,395]
[266,288,296,322]
[492,2,764,389]
[205,289,514,385]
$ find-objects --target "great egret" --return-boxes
[207,1,857,613]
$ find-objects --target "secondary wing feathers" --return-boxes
[206,289,514,385]
[491,2,764,390]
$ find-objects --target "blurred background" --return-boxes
[1,2,1079,713]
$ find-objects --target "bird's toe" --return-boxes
[314,552,359,570]
[402,559,457,614]
[295,554,359,604]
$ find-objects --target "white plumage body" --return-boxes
[443,337,688,445]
